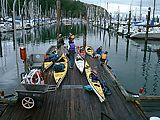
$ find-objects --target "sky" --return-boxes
[80,0,160,16]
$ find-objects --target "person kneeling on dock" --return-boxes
[94,46,102,58]
[100,51,108,65]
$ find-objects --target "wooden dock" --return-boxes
[0,55,147,120]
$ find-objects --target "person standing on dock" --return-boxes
[100,51,108,65]
[68,40,76,69]
[57,34,65,54]
[57,34,64,49]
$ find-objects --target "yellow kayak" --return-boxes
[85,61,105,102]
[85,46,94,57]
[53,53,68,87]
[43,61,53,70]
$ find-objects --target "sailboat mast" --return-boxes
[153,0,156,21]
[140,0,142,20]
[3,0,6,18]
[1,0,4,18]
[18,0,21,16]
[6,0,8,17]
[0,0,2,18]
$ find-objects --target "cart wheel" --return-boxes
[22,97,35,109]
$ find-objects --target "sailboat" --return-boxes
[130,0,160,40]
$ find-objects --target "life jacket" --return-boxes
[101,53,107,60]
[69,43,75,53]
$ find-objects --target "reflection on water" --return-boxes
[0,24,160,97]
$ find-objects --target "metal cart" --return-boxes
[15,84,56,109]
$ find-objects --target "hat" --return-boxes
[105,51,108,54]
[59,34,62,37]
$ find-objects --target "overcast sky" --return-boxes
[80,0,160,15]
[80,0,159,7]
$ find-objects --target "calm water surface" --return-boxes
[0,24,160,96]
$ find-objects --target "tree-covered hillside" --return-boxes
[5,0,87,18]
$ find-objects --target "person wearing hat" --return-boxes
[68,33,75,43]
[57,33,65,55]
[96,46,102,55]
[100,51,108,65]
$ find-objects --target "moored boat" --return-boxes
[130,31,160,40]
[130,27,160,40]
[85,61,105,102]
[75,54,85,74]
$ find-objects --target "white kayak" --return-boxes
[75,54,85,74]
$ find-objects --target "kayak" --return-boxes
[85,46,94,57]
[53,53,68,87]
[77,46,86,58]
[75,54,85,74]
[43,61,53,70]
[85,61,105,102]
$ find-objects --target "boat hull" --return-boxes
[130,32,160,40]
